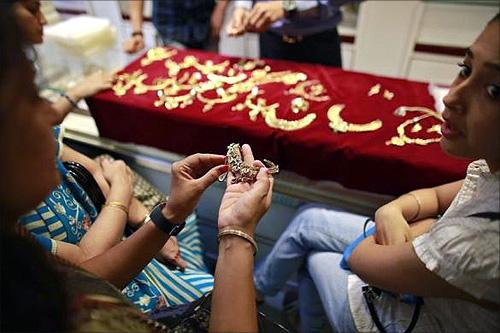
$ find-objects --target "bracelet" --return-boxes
[217,229,258,256]
[406,192,421,221]
[102,201,129,216]
[131,31,143,37]
[60,92,79,110]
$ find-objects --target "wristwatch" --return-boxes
[145,201,185,236]
[282,0,298,19]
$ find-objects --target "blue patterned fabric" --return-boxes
[18,126,214,312]
[152,0,215,48]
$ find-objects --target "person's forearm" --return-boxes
[51,88,81,123]
[210,236,257,332]
[377,181,463,224]
[215,0,229,12]
[80,221,170,289]
[129,0,145,33]
[77,183,131,260]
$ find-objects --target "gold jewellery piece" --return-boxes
[140,47,178,66]
[368,83,381,96]
[383,89,395,100]
[288,80,330,102]
[291,97,309,113]
[219,143,279,184]
[102,201,129,216]
[217,229,258,256]
[327,104,383,133]
[386,106,442,146]
[242,90,317,131]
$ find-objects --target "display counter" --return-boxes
[87,47,469,195]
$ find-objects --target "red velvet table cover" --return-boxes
[87,48,469,195]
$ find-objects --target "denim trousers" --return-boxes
[254,205,373,333]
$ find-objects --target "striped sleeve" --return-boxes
[33,233,58,255]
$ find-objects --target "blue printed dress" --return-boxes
[18,127,214,312]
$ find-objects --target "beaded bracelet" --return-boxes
[102,201,129,216]
[217,229,258,256]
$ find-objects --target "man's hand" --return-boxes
[226,7,250,37]
[163,154,227,224]
[123,35,145,54]
[245,2,284,33]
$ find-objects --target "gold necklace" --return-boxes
[386,106,442,146]
[327,104,383,133]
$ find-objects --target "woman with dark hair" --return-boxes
[255,12,500,333]
[0,2,273,331]
[12,0,224,313]
[12,0,115,123]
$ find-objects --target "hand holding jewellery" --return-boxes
[218,143,279,184]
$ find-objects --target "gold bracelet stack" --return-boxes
[217,229,258,256]
[406,192,421,221]
[102,201,129,216]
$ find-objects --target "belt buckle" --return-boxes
[282,34,303,44]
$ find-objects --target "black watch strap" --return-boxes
[147,202,185,236]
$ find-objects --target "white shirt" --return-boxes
[348,160,500,332]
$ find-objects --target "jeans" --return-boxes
[254,205,373,333]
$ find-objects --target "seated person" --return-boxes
[1,4,273,332]
[18,127,217,312]
[254,13,500,333]
[13,0,114,123]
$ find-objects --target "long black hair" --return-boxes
[0,2,70,331]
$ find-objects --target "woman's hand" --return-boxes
[374,204,412,245]
[156,236,188,270]
[163,154,227,224]
[68,71,115,100]
[218,144,273,236]
[100,159,134,201]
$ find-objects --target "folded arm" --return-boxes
[374,180,463,245]
[347,236,498,311]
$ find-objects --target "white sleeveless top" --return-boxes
[348,160,500,332]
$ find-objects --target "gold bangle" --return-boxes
[102,201,129,216]
[406,192,421,221]
[217,229,258,256]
